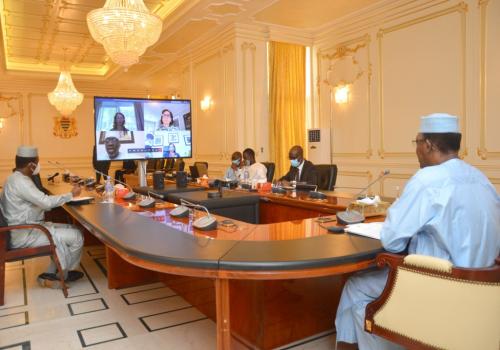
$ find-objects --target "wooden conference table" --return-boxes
[47,181,384,349]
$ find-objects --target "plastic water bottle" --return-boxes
[243,167,250,184]
[104,176,114,203]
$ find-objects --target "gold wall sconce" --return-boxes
[200,96,214,111]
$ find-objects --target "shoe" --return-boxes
[37,273,63,289]
[66,270,84,282]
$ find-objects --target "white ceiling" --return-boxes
[0,0,383,92]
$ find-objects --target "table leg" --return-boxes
[215,278,231,350]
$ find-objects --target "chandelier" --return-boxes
[48,68,84,116]
[87,0,163,70]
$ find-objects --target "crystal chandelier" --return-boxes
[48,68,84,117]
[87,0,163,70]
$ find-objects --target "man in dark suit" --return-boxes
[279,145,318,185]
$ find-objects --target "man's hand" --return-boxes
[71,185,82,198]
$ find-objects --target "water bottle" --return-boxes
[243,167,250,184]
[104,176,114,203]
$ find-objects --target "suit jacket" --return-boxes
[280,159,318,185]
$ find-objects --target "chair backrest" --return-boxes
[0,206,10,249]
[173,158,185,172]
[194,162,208,176]
[365,253,500,350]
[315,164,337,191]
[262,162,275,182]
[146,159,158,172]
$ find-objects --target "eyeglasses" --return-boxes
[411,138,426,146]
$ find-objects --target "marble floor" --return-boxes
[0,246,336,349]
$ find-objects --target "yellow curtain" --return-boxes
[269,41,306,179]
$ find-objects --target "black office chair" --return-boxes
[315,164,337,191]
[194,162,208,176]
[262,162,275,182]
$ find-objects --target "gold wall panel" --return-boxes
[377,3,468,158]
[477,0,500,159]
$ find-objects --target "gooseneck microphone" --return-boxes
[353,170,390,199]
[48,160,84,185]
[335,170,391,226]
[170,199,217,230]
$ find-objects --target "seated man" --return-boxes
[279,145,318,185]
[224,151,243,181]
[0,146,85,286]
[335,114,500,350]
[242,148,267,183]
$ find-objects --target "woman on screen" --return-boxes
[157,109,179,131]
[163,143,180,158]
[110,112,129,132]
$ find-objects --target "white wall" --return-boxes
[313,0,500,194]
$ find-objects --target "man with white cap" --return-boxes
[334,113,500,350]
[0,146,85,286]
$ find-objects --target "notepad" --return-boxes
[67,196,94,205]
[345,222,383,240]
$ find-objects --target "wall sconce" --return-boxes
[200,96,213,111]
[0,118,4,131]
[334,85,350,104]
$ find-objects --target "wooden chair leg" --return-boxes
[51,249,68,298]
[0,260,5,306]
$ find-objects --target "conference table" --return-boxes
[46,181,385,349]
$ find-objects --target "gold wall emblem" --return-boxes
[53,116,78,138]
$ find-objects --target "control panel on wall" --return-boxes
[307,128,331,164]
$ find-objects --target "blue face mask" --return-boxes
[232,159,240,166]
[291,158,300,167]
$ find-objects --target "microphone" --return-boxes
[138,190,164,208]
[309,185,327,200]
[94,169,136,200]
[335,170,390,226]
[171,199,217,230]
[47,172,59,182]
[48,160,84,185]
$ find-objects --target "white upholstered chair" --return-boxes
[365,253,500,350]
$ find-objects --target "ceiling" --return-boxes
[0,0,383,92]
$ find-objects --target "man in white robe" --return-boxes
[0,146,85,286]
[335,113,500,349]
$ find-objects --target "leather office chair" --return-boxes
[0,209,68,305]
[194,161,208,176]
[365,253,500,350]
[315,164,337,191]
[262,162,275,183]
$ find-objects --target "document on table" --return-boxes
[345,222,383,240]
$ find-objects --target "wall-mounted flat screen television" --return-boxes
[94,97,192,161]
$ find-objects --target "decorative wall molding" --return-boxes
[0,92,23,141]
[377,2,468,159]
[241,41,257,149]
[477,0,500,159]
[318,34,373,158]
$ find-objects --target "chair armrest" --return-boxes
[0,224,56,246]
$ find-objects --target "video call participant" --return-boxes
[334,113,500,350]
[163,143,180,158]
[104,136,121,160]
[157,109,179,131]
[92,145,110,183]
[279,145,318,185]
[242,148,267,182]
[0,146,85,286]
[224,151,243,181]
[110,112,128,132]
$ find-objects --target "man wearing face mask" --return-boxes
[0,146,85,287]
[242,148,268,182]
[279,145,318,185]
[224,151,243,181]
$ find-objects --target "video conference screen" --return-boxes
[94,97,192,161]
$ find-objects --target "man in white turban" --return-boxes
[0,146,85,286]
[334,113,500,350]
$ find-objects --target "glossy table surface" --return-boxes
[47,181,384,273]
